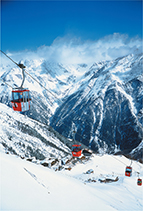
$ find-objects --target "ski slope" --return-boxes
[0,152,142,210]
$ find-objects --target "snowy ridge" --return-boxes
[0,103,71,160]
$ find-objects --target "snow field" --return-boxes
[0,152,142,211]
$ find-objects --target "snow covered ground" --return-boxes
[0,152,142,211]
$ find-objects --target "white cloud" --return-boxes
[1,33,142,66]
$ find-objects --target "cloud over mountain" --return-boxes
[2,33,142,67]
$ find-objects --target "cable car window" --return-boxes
[126,168,132,172]
[26,91,29,100]
[13,92,19,100]
[73,147,78,152]
[19,92,23,99]
[23,92,27,102]
[72,146,81,152]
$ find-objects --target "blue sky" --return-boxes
[1,0,142,52]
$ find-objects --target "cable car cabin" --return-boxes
[11,88,31,112]
[72,144,82,157]
[137,178,142,186]
[125,166,132,177]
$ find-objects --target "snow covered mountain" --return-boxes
[50,53,143,158]
[0,53,142,160]
[0,59,91,124]
[0,103,72,162]
[0,102,88,166]
[0,52,143,210]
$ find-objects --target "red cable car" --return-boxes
[10,62,31,112]
[125,166,132,177]
[72,144,82,157]
[137,178,142,186]
[11,88,31,112]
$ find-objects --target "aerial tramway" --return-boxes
[125,166,132,177]
[125,160,133,177]
[11,62,31,112]
[72,144,82,157]
[71,130,82,157]
[0,50,31,112]
[0,50,142,185]
[137,178,142,186]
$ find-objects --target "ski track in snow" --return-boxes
[24,167,50,194]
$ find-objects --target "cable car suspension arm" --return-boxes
[0,50,26,88]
